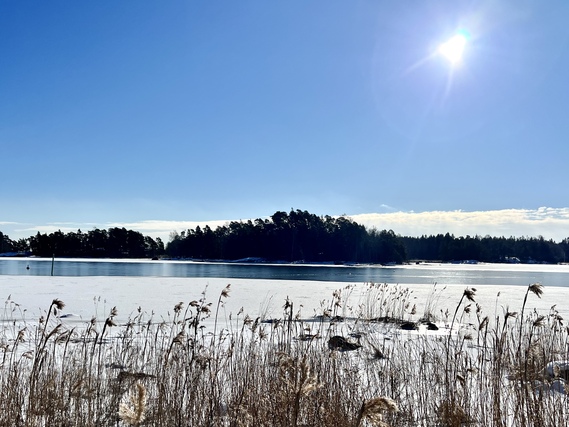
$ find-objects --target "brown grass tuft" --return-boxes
[356,396,398,427]
[118,382,147,426]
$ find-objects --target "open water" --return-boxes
[1,258,569,288]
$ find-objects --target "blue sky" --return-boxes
[2,1,569,242]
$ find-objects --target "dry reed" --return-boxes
[0,283,567,426]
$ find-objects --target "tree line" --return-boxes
[403,233,569,264]
[1,209,569,264]
[167,209,406,264]
[0,228,164,259]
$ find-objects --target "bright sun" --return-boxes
[438,32,468,64]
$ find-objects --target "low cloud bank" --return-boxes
[3,208,569,244]
[351,207,569,241]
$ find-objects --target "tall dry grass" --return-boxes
[0,282,567,426]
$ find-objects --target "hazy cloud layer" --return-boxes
[351,208,569,241]
[3,208,569,244]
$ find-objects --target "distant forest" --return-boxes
[1,209,569,264]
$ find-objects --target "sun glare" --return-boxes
[438,32,468,64]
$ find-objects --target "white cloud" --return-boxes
[351,208,569,241]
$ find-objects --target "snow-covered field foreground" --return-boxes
[1,275,568,327]
[1,275,568,426]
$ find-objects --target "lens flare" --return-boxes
[438,31,469,64]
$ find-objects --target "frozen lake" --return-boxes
[2,258,569,287]
[1,259,568,327]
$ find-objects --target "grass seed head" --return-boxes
[362,396,398,415]
[529,283,544,298]
[118,382,147,426]
[357,397,398,427]
[119,382,146,426]
[221,284,231,298]
[52,299,65,310]
[533,315,546,327]
[463,288,476,303]
[172,331,185,345]
[174,302,183,313]
[505,310,518,320]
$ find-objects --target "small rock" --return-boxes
[328,335,361,351]
[425,321,439,331]
[400,322,418,331]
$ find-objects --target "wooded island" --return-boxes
[1,209,567,264]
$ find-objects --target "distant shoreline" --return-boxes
[0,254,555,265]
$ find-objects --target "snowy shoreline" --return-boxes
[1,275,568,328]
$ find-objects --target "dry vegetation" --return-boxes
[0,282,568,426]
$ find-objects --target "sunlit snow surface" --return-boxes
[1,261,568,326]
